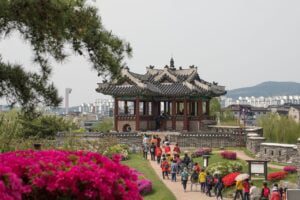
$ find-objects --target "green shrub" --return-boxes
[206,161,243,177]
[103,144,129,160]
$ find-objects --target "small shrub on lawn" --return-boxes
[220,151,237,160]
[191,147,212,158]
[267,171,288,181]
[283,166,297,173]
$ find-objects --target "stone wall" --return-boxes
[57,132,142,148]
[247,136,266,154]
[259,143,298,163]
[169,131,246,148]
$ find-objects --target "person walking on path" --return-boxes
[170,159,178,182]
[215,176,224,200]
[193,162,201,174]
[261,182,270,200]
[199,169,207,193]
[206,172,214,197]
[181,167,189,192]
[150,142,156,161]
[243,179,250,200]
[233,180,244,200]
[155,145,162,164]
[164,143,171,154]
[270,184,281,200]
[190,170,199,191]
[173,143,181,154]
[249,182,260,200]
[161,157,170,179]
[142,143,148,160]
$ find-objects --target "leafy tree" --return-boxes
[209,97,221,117]
[258,113,300,144]
[20,114,79,138]
[92,118,113,133]
[0,0,131,114]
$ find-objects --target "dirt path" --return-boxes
[149,159,229,200]
[216,150,284,170]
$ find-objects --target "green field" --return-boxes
[122,154,176,200]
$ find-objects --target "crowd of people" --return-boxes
[142,135,288,200]
[142,135,225,199]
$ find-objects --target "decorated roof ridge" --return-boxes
[96,63,226,97]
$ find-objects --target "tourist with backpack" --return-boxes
[243,179,250,200]
[150,142,156,161]
[161,157,170,179]
[199,169,207,193]
[190,169,199,191]
[206,172,213,197]
[170,159,178,182]
[233,180,244,200]
[142,143,148,160]
[181,167,189,192]
[249,182,260,200]
[215,176,224,200]
[261,182,270,200]
[270,184,280,200]
[155,145,162,164]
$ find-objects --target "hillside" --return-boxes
[226,81,300,99]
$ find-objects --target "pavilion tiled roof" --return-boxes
[96,63,226,98]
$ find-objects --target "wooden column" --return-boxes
[136,97,140,131]
[206,100,210,116]
[172,100,176,130]
[114,98,119,132]
[146,102,150,130]
[197,99,203,130]
[183,98,188,131]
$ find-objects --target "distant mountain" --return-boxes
[226,81,300,99]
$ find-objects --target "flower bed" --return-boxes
[283,166,297,173]
[0,150,141,200]
[222,172,240,187]
[220,151,237,160]
[267,171,288,181]
[206,161,243,177]
[191,147,212,158]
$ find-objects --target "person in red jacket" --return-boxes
[164,143,171,154]
[243,179,250,200]
[155,146,163,164]
[160,157,169,179]
[270,184,281,200]
[173,143,181,154]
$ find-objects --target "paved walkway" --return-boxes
[149,159,228,200]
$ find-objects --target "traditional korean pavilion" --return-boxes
[96,59,226,132]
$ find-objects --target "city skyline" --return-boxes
[1,0,300,106]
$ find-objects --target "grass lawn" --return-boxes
[122,154,176,200]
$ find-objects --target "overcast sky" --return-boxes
[1,0,300,106]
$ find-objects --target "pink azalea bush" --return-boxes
[283,166,297,173]
[0,150,142,200]
[137,179,152,195]
[220,151,237,160]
